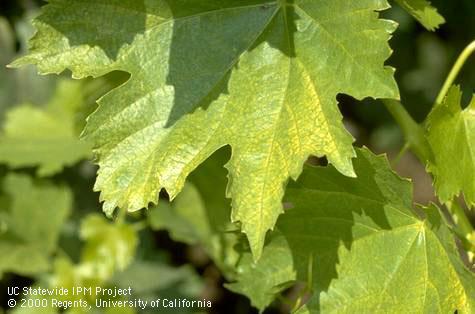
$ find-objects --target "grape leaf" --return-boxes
[12,214,138,314]
[230,148,475,312]
[0,80,92,176]
[276,148,475,312]
[42,215,138,309]
[149,148,240,277]
[13,0,399,258]
[150,148,296,309]
[112,261,205,314]
[393,0,445,31]
[113,261,203,298]
[0,174,71,277]
[225,232,296,311]
[80,214,138,281]
[426,86,475,207]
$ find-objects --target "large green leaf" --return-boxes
[426,86,475,207]
[232,149,475,312]
[0,80,92,176]
[393,0,445,31]
[278,148,475,312]
[13,0,399,258]
[0,174,71,277]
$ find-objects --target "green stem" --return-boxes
[291,285,310,313]
[393,142,410,165]
[448,200,475,240]
[382,99,431,163]
[435,40,475,105]
[447,200,475,264]
[276,294,292,307]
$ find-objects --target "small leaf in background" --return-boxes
[0,16,55,119]
[13,214,139,314]
[113,261,203,297]
[55,213,138,311]
[426,86,475,207]
[0,174,71,277]
[80,214,138,281]
[13,219,203,314]
[0,80,92,176]
[112,261,204,314]
[13,0,400,259]
[149,185,209,245]
[394,0,445,31]
[225,233,296,312]
[0,17,16,117]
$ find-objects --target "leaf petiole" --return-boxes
[393,142,410,165]
[382,99,432,163]
[447,200,475,261]
[435,40,475,105]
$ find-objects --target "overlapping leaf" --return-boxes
[232,149,475,312]
[280,149,475,312]
[150,148,296,310]
[0,174,71,277]
[426,86,475,207]
[394,0,445,31]
[0,80,92,176]
[13,0,399,258]
[225,233,295,311]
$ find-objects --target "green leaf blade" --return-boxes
[426,86,475,207]
[80,214,138,280]
[0,174,71,277]
[16,0,399,258]
[0,80,92,176]
[225,233,296,311]
[232,149,475,312]
[394,0,445,31]
[276,148,475,312]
